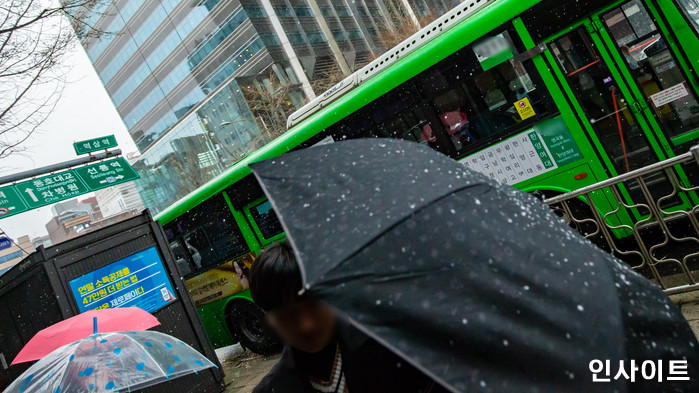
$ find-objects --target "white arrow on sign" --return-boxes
[99,175,124,184]
[24,188,38,202]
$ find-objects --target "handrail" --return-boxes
[541,145,699,294]
[544,145,699,205]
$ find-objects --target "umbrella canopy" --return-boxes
[12,307,159,365]
[251,139,698,393]
[4,330,216,393]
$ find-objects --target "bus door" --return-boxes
[594,0,699,190]
[546,1,697,209]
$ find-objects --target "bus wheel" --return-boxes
[226,300,281,355]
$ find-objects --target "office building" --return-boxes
[31,235,52,249]
[76,0,461,213]
[45,198,102,244]
[0,236,34,276]
[94,181,146,218]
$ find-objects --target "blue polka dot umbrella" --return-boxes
[3,328,216,393]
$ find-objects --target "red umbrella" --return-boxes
[11,307,159,365]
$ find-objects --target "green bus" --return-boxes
[155,0,699,352]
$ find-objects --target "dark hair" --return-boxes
[250,241,303,311]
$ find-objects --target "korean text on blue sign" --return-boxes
[68,246,176,313]
[0,237,12,251]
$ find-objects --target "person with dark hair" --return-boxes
[250,241,444,393]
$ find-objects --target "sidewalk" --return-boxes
[671,291,699,340]
[217,345,281,393]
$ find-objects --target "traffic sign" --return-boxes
[15,170,91,209]
[0,185,28,218]
[74,135,118,155]
[73,157,139,191]
[0,237,12,251]
[0,157,139,220]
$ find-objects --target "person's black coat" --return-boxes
[253,320,442,393]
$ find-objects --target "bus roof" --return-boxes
[155,0,536,225]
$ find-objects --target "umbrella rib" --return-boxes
[122,334,170,382]
[320,183,481,282]
[252,170,311,288]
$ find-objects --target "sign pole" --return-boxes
[0,149,122,186]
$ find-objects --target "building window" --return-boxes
[332,29,347,41]
[0,251,23,264]
[294,6,313,17]
[347,29,364,40]
[334,6,352,17]
[307,30,327,43]
[273,5,293,17]
[287,32,306,45]
[260,33,281,46]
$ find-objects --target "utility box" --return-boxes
[0,211,225,392]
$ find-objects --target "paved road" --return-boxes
[217,345,280,393]
[672,291,699,340]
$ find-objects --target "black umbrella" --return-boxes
[250,139,698,393]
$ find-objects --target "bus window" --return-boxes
[415,30,551,155]
[321,26,555,158]
[324,82,448,151]
[163,193,249,274]
[675,0,699,34]
[248,200,284,240]
[601,0,699,142]
[169,240,192,276]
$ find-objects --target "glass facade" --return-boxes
[80,0,464,214]
[132,79,269,213]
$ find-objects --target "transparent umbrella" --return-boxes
[4,330,216,393]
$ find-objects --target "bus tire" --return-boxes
[226,300,281,355]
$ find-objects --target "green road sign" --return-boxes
[74,157,139,191]
[15,170,91,209]
[0,157,139,220]
[74,135,118,155]
[0,185,28,218]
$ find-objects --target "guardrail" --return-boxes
[544,146,699,295]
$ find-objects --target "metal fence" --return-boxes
[544,146,699,295]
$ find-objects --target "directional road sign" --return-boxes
[15,170,91,209]
[0,157,139,220]
[0,185,28,218]
[74,135,118,155]
[73,157,139,191]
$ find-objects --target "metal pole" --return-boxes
[0,149,122,186]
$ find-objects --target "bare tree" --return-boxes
[376,7,435,49]
[0,0,105,160]
[241,71,306,143]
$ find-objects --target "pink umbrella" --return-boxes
[11,307,159,365]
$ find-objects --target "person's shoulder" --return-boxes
[251,367,282,393]
[252,349,313,393]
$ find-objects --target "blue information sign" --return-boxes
[69,246,176,313]
[0,237,12,251]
